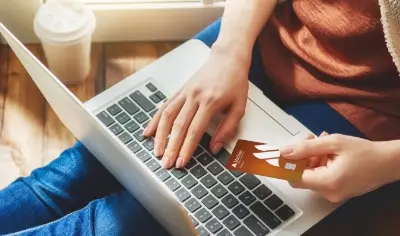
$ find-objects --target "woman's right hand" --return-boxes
[144,44,252,169]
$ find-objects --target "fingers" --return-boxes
[162,100,199,168]
[210,104,245,154]
[144,92,179,137]
[289,166,331,190]
[177,105,214,168]
[280,133,342,160]
[153,96,186,158]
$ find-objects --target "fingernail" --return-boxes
[211,142,223,154]
[176,157,183,168]
[162,156,170,168]
[280,146,294,155]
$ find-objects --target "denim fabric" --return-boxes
[0,18,365,236]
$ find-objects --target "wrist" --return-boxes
[211,37,253,71]
[376,140,400,183]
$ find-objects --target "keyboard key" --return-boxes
[193,146,204,157]
[205,218,223,234]
[155,169,171,182]
[207,162,224,175]
[196,226,210,236]
[185,198,201,213]
[200,133,212,152]
[107,104,122,116]
[233,226,253,236]
[231,171,243,177]
[146,82,157,92]
[197,153,213,166]
[130,90,156,112]
[127,141,142,154]
[239,174,261,190]
[116,112,131,124]
[149,109,158,117]
[217,229,233,236]
[214,148,231,166]
[136,150,151,162]
[171,168,188,179]
[264,194,283,210]
[146,159,161,172]
[228,181,245,195]
[250,202,281,229]
[222,194,239,209]
[191,165,207,179]
[181,175,198,189]
[165,178,181,192]
[119,97,140,115]
[192,185,208,199]
[143,138,154,151]
[218,172,234,185]
[253,185,272,200]
[212,205,229,220]
[243,215,270,236]
[142,121,150,129]
[96,111,115,127]
[155,91,166,100]
[150,94,161,103]
[118,132,133,144]
[175,188,191,202]
[201,174,217,188]
[275,204,295,221]
[222,215,240,230]
[195,208,212,223]
[109,123,123,135]
[211,184,228,198]
[134,129,146,142]
[124,120,140,133]
[202,195,219,209]
[134,111,149,124]
[239,191,256,206]
[185,158,197,169]
[232,204,250,219]
[190,215,199,227]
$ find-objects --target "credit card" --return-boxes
[225,139,306,181]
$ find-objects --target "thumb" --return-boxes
[280,134,339,160]
[210,106,244,154]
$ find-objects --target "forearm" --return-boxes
[212,0,278,63]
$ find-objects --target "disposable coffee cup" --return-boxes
[34,0,96,84]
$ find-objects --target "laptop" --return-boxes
[0,22,341,236]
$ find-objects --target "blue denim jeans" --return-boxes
[0,19,365,236]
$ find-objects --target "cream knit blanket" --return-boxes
[379,0,400,74]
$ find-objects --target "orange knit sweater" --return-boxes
[259,0,400,141]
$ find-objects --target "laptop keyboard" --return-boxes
[96,80,297,236]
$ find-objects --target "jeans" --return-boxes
[0,19,365,236]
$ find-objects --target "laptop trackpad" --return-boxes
[208,99,297,151]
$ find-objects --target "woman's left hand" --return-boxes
[280,133,400,203]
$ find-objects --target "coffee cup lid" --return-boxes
[34,0,96,45]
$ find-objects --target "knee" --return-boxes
[90,191,170,236]
[193,18,222,48]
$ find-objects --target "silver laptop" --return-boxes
[0,22,341,236]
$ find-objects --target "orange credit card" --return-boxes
[225,139,307,181]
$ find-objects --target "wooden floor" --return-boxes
[3,42,400,236]
[0,42,181,188]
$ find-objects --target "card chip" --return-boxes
[284,163,296,170]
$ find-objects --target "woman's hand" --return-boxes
[144,45,251,169]
[280,133,400,203]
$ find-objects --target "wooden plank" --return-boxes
[105,42,181,88]
[0,45,46,177]
[0,44,9,130]
[42,43,103,165]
